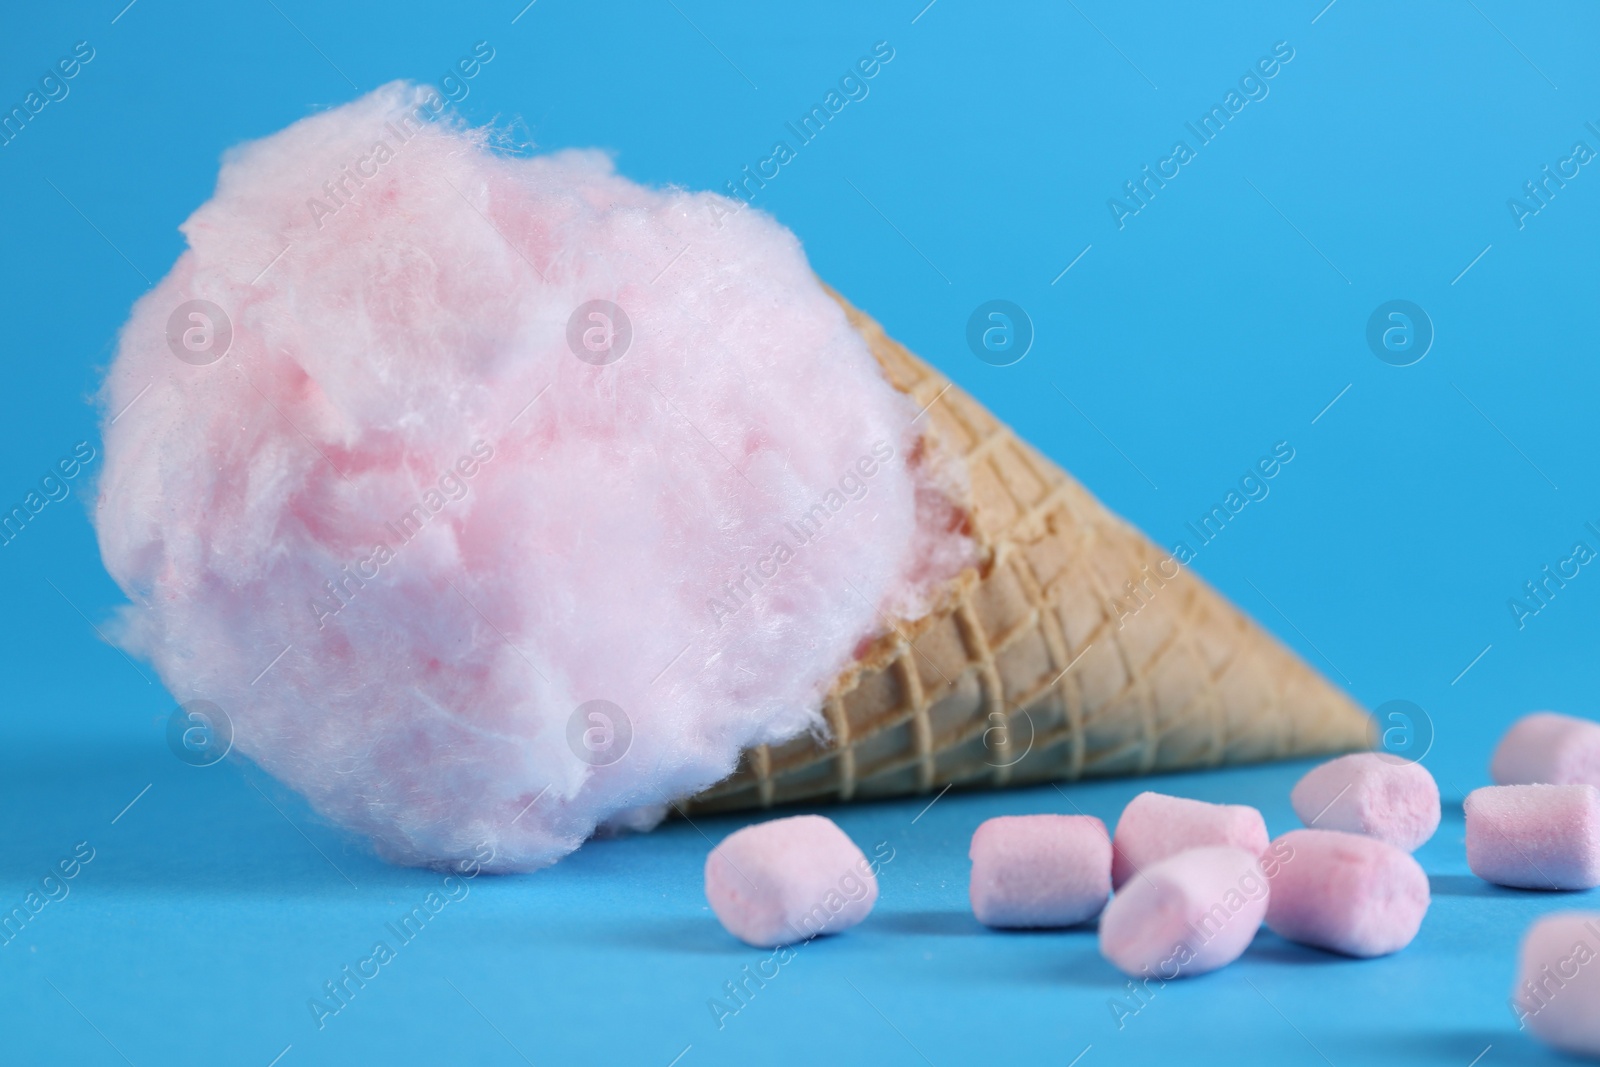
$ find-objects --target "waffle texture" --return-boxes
[685,293,1373,814]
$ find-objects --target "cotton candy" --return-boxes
[93,83,973,870]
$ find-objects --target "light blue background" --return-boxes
[2,1,1598,1063]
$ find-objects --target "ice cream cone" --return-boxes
[685,291,1373,814]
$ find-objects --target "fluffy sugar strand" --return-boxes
[94,84,970,870]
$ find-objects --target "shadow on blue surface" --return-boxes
[1431,873,1511,898]
[1246,932,1362,966]
[603,916,752,958]
[1372,1029,1533,1065]
[871,909,987,937]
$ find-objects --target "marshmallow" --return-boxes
[1098,846,1269,979]
[1290,753,1441,851]
[1465,785,1600,890]
[1513,912,1600,1057]
[1111,792,1269,888]
[1262,829,1429,957]
[1492,712,1600,788]
[705,815,879,947]
[968,815,1111,928]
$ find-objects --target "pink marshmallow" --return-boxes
[1111,792,1269,888]
[1262,829,1429,957]
[705,815,878,947]
[1465,785,1600,890]
[968,815,1111,928]
[1290,753,1441,851]
[1513,912,1600,1057]
[1491,712,1600,787]
[1098,846,1269,979]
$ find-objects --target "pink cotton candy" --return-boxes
[705,815,879,947]
[1465,785,1600,890]
[1513,912,1600,1057]
[1099,846,1269,979]
[1262,829,1429,957]
[92,83,974,871]
[968,815,1111,929]
[1111,792,1269,888]
[1491,712,1600,788]
[1289,753,1440,851]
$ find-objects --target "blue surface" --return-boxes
[2,1,1598,1064]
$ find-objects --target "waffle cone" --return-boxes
[685,291,1373,814]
